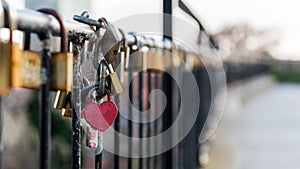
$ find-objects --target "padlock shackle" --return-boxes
[37,8,67,53]
[98,17,108,27]
[2,1,14,43]
[97,59,108,97]
[128,32,138,52]
[118,28,127,49]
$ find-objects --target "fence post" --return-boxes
[71,38,84,169]
[39,34,51,169]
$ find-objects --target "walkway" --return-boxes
[206,80,300,169]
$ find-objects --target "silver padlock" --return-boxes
[100,22,121,64]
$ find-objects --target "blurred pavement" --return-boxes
[205,76,300,169]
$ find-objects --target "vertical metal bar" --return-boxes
[95,131,103,169]
[146,71,151,169]
[163,0,173,40]
[71,40,83,169]
[153,74,158,168]
[161,73,173,169]
[172,68,180,169]
[154,73,164,169]
[39,35,51,169]
[114,94,120,169]
[127,62,133,169]
[95,153,102,169]
[138,71,143,169]
[163,0,174,168]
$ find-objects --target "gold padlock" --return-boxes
[106,62,123,96]
[20,42,41,89]
[60,92,72,117]
[37,8,73,117]
[124,45,130,69]
[147,48,164,72]
[53,91,72,117]
[38,8,73,92]
[112,28,130,83]
[0,34,11,95]
[0,2,22,95]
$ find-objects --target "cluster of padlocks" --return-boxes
[0,1,226,169]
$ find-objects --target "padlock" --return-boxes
[0,32,11,95]
[53,91,72,117]
[105,61,123,96]
[147,48,163,72]
[0,2,22,95]
[96,59,108,99]
[37,9,73,117]
[128,33,145,71]
[61,96,72,117]
[162,38,174,70]
[115,28,131,83]
[85,123,98,148]
[96,58,122,98]
[83,92,118,132]
[38,8,73,91]
[99,22,121,64]
[124,44,131,69]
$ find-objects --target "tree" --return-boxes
[213,25,278,62]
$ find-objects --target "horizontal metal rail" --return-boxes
[7,9,95,39]
[2,7,218,55]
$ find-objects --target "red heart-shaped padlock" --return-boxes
[83,96,118,132]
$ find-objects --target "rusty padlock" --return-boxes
[0,2,22,95]
[37,9,73,117]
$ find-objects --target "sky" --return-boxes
[186,0,300,59]
[90,0,300,60]
[4,0,300,60]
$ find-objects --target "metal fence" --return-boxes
[0,1,271,169]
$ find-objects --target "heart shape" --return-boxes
[83,100,118,132]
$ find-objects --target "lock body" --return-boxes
[106,64,123,96]
[107,71,123,96]
[51,52,73,91]
[0,30,22,95]
[101,23,121,64]
[0,41,11,94]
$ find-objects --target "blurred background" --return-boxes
[1,0,300,168]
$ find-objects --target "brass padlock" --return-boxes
[130,49,143,71]
[0,32,11,95]
[147,48,164,72]
[124,45,130,69]
[128,34,145,71]
[37,8,73,117]
[38,8,73,92]
[53,91,72,117]
[105,62,123,96]
[112,28,129,83]
[0,2,22,95]
[60,92,72,117]
[20,17,44,89]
